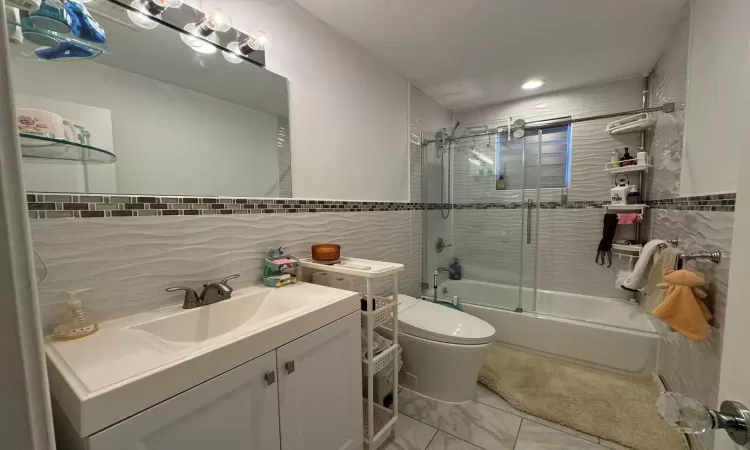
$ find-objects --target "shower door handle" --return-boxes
[526,200,532,244]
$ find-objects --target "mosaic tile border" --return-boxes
[25,193,737,219]
[26,193,423,219]
[647,193,736,212]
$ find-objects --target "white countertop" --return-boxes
[46,282,360,437]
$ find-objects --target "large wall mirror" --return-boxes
[9,0,291,198]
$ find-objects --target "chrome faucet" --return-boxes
[166,274,240,309]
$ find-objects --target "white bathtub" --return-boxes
[428,279,659,379]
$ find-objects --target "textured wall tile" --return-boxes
[647,3,690,201]
[451,208,631,301]
[32,211,416,329]
[649,209,734,450]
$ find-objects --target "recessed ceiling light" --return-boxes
[522,79,545,90]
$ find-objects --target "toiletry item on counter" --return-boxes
[637,151,648,165]
[653,269,712,342]
[620,147,636,166]
[311,243,340,264]
[449,258,462,280]
[609,149,621,168]
[53,289,99,340]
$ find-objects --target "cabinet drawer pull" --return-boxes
[285,361,295,374]
[264,371,276,385]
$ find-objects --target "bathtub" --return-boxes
[428,279,659,379]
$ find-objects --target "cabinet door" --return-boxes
[87,351,280,450]
[277,312,363,450]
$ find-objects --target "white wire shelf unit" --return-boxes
[300,257,404,450]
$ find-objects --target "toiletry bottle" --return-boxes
[450,258,462,280]
[610,149,621,168]
[53,289,99,340]
[621,147,635,166]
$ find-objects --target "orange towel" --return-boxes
[652,269,712,342]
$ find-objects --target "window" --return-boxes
[496,124,572,190]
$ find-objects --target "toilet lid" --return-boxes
[396,296,496,345]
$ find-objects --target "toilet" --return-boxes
[380,295,496,403]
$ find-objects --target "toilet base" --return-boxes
[380,329,492,403]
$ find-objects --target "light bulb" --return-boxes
[180,7,231,54]
[221,29,271,63]
[127,0,183,30]
[521,79,545,90]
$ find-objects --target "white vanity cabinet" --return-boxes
[81,312,362,450]
[277,310,363,450]
[86,350,281,450]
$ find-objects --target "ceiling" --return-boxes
[293,0,687,111]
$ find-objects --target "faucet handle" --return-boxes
[165,286,201,309]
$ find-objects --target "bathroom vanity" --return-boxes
[47,283,362,450]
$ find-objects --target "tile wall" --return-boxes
[31,209,423,330]
[645,5,733,450]
[446,77,645,299]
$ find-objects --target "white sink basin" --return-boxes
[131,289,303,344]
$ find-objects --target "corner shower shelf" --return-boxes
[19,134,116,164]
[299,257,403,450]
[612,244,643,254]
[7,18,106,61]
[604,164,651,174]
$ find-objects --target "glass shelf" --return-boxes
[20,134,116,164]
[7,15,106,61]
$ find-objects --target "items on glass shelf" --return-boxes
[610,174,633,205]
[609,149,621,168]
[263,246,299,287]
[620,147,636,166]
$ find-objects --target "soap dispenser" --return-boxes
[53,289,99,340]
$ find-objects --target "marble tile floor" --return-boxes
[381,384,634,450]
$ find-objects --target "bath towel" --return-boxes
[617,213,642,224]
[621,239,665,291]
[644,246,681,311]
[653,269,711,342]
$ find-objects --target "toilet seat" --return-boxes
[394,295,495,345]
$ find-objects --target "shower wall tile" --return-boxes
[452,208,631,300]
[452,78,644,205]
[647,2,690,201]
[649,209,734,450]
[31,211,417,330]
